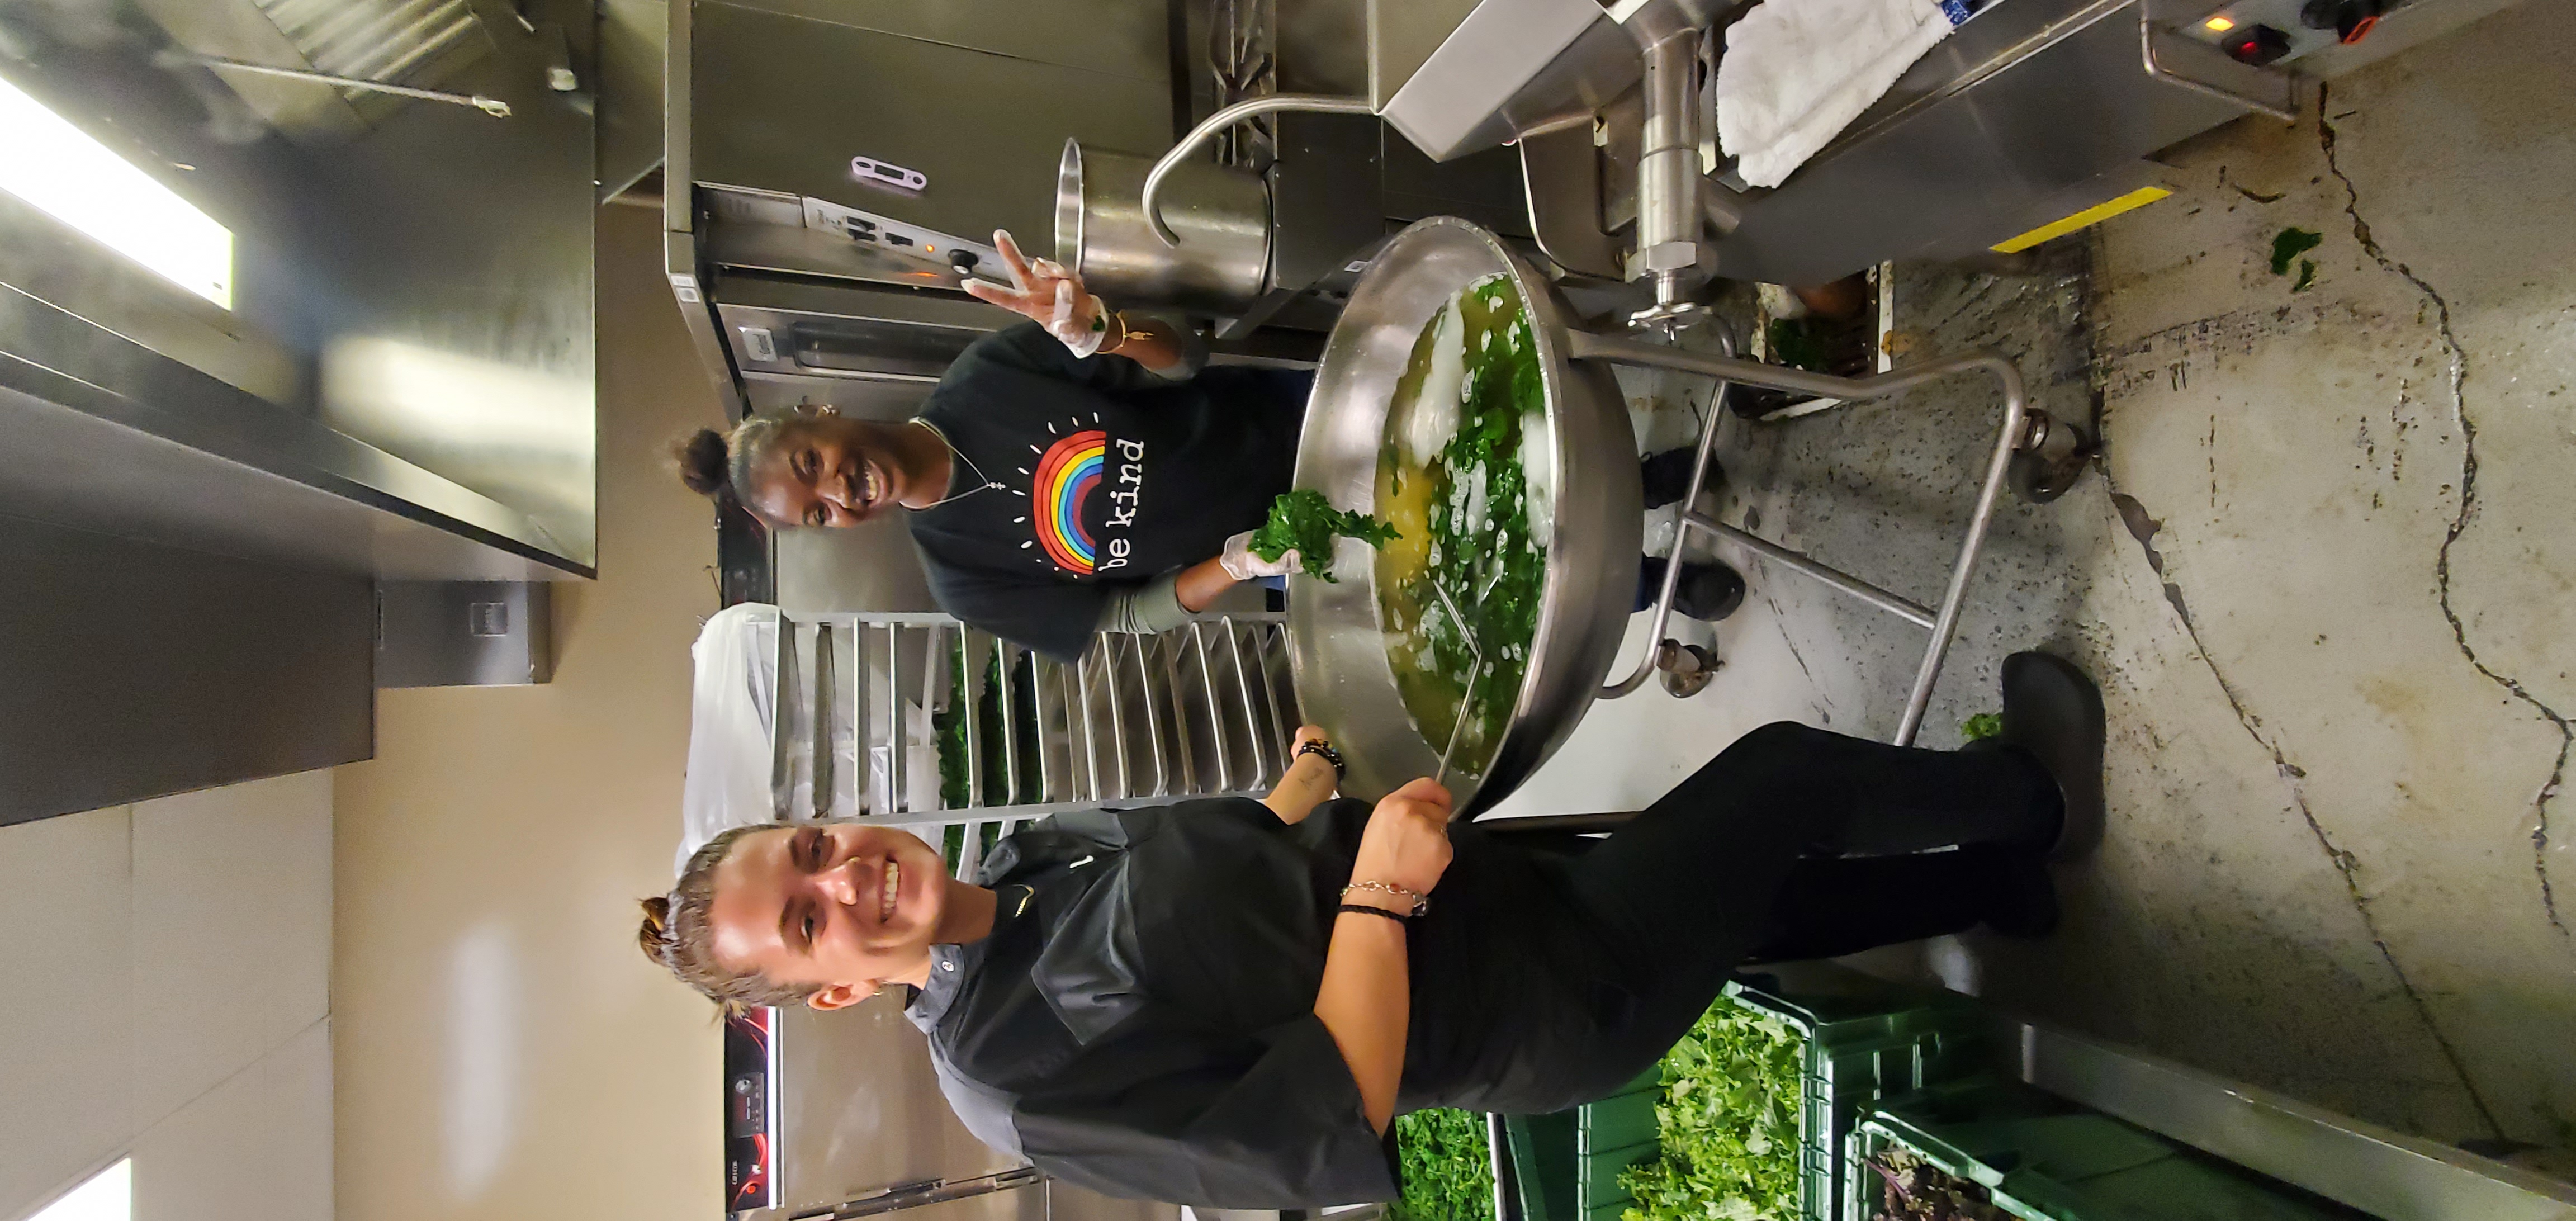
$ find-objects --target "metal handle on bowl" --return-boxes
[1142,94,1376,247]
[1570,330,2035,748]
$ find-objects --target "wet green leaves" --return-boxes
[1250,489,1400,582]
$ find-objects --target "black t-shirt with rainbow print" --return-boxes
[908,323,1306,661]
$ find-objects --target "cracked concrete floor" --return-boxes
[1488,0,2576,1170]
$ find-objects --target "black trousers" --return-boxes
[1549,721,2057,1091]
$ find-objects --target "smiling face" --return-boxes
[742,416,902,529]
[705,822,951,1009]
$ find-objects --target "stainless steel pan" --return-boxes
[1286,218,1640,817]
[1288,217,2045,816]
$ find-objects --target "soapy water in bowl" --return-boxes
[1372,273,1554,778]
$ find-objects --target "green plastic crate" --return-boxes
[1848,1103,2360,1221]
[1728,973,1993,1221]
[1503,1111,1579,1221]
[1522,972,1990,1221]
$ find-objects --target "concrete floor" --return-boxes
[1489,0,2576,1170]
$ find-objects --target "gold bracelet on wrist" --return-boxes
[1341,879,1428,917]
[1098,310,1131,354]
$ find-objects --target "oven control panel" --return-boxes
[803,197,1007,285]
[2175,0,2420,65]
[724,1007,778,1214]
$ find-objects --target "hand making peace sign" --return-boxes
[960,229,1114,357]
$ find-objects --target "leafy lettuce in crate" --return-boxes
[1392,1107,1494,1221]
[1618,1001,1803,1221]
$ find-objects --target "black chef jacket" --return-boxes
[904,797,1639,1209]
[906,324,1305,661]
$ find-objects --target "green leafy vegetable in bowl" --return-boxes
[1617,1000,1805,1221]
[1249,488,1400,583]
[1393,1108,1495,1221]
[1375,273,1550,776]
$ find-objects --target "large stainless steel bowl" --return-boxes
[1286,218,1643,816]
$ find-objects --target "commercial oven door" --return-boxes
[776,995,1026,1214]
[711,273,998,414]
[728,995,1183,1221]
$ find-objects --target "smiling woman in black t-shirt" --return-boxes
[675,233,1754,660]
[673,231,1310,660]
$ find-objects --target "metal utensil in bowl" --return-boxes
[1286,217,1644,817]
[1427,580,1486,788]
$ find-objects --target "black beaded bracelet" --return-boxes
[1337,902,1410,925]
[1295,738,1346,779]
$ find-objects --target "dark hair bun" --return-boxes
[637,896,678,966]
[672,428,730,497]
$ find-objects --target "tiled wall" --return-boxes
[0,770,333,1221]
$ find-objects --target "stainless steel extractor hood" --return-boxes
[0,0,603,822]
[662,0,1173,417]
[0,0,602,579]
[661,0,1534,420]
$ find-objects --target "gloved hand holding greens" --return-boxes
[1247,489,1400,581]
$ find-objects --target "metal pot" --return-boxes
[1286,217,1644,817]
[1289,217,2048,815]
[1054,140,1270,316]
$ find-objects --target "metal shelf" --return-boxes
[766,610,1300,878]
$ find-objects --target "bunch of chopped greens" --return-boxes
[1390,276,1549,764]
[1248,489,1400,581]
[1862,1146,2010,1221]
[1392,1108,1495,1221]
[1959,712,2004,743]
[1617,1000,1805,1221]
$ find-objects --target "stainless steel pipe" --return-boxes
[1602,338,1735,700]
[1140,94,1376,247]
[1697,518,1938,628]
[1630,18,1706,310]
[183,54,514,116]
[1565,330,2034,746]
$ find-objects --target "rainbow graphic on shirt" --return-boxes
[1031,429,1106,574]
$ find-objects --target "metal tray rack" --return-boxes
[765,610,1301,878]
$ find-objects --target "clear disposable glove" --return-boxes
[959,229,1111,357]
[1219,529,1303,581]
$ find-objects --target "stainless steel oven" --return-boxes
[660,0,1531,422]
[726,996,1182,1221]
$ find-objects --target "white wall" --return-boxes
[326,204,724,1221]
[0,770,333,1221]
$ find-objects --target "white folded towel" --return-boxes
[1715,0,1954,188]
